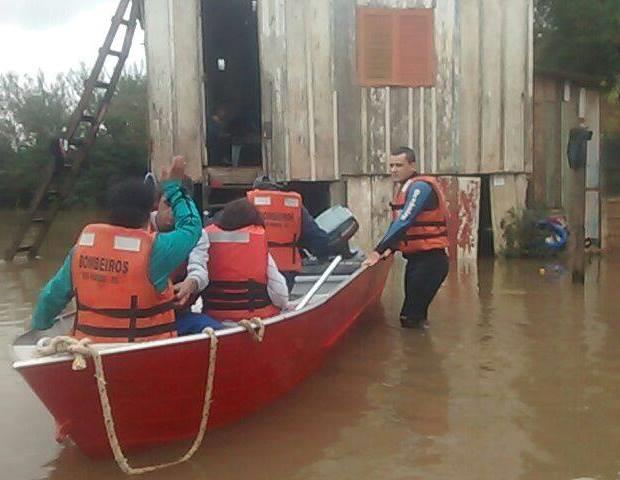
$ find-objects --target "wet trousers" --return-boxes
[400,249,449,325]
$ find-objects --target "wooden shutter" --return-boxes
[357,9,394,86]
[357,7,435,87]
[394,9,435,86]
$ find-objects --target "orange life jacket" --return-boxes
[390,176,450,255]
[201,224,280,321]
[247,189,302,272]
[71,224,177,343]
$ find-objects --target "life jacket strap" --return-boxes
[74,321,177,339]
[405,231,449,241]
[76,298,176,319]
[411,221,447,227]
[204,280,272,312]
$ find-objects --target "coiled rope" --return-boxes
[37,328,219,475]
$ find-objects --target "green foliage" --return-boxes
[535,0,620,88]
[501,208,554,258]
[0,68,149,209]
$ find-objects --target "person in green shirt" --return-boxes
[32,156,203,331]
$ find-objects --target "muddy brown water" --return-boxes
[1,211,619,480]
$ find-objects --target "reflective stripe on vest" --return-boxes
[71,223,176,343]
[391,176,450,254]
[202,224,280,321]
[247,189,302,272]
[208,230,250,244]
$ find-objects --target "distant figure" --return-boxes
[31,156,203,342]
[207,103,232,166]
[202,198,288,321]
[48,138,68,174]
[247,176,330,291]
[364,147,449,330]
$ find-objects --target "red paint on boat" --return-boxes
[16,259,392,458]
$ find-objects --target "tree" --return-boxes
[535,0,620,88]
[72,69,150,206]
[0,68,149,208]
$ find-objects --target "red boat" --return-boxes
[12,257,391,460]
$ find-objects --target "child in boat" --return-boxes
[148,176,225,335]
[202,199,289,322]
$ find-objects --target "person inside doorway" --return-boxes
[207,103,232,166]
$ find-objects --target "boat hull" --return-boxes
[16,259,391,458]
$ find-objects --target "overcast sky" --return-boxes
[0,0,145,77]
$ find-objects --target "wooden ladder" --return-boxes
[4,0,140,261]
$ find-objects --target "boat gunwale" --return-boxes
[12,261,384,370]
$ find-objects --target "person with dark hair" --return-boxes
[363,146,449,330]
[201,198,288,321]
[106,179,156,228]
[247,176,329,291]
[31,156,207,342]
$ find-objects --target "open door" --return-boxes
[201,0,263,185]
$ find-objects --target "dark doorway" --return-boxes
[201,0,262,168]
[478,175,495,257]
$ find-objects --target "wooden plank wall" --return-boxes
[456,177,481,259]
[585,89,601,241]
[258,0,289,180]
[331,0,532,178]
[142,0,533,181]
[437,176,480,260]
[532,75,562,208]
[143,0,533,182]
[459,0,533,175]
[258,0,336,181]
[143,0,205,181]
[347,0,451,176]
[561,85,580,211]
[346,176,393,251]
[533,75,601,242]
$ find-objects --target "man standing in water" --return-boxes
[364,147,449,330]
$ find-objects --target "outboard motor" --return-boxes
[314,205,359,258]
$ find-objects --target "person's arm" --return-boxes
[374,180,434,254]
[31,250,75,330]
[266,254,289,309]
[299,207,330,259]
[149,179,202,292]
[186,230,210,292]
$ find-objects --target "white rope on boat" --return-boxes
[36,336,93,371]
[36,329,219,475]
[237,317,266,342]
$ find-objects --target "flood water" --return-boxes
[1,211,620,480]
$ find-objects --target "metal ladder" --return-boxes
[4,0,140,261]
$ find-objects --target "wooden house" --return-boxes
[533,70,602,248]
[141,0,533,257]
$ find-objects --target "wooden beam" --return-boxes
[568,164,586,283]
[207,167,263,185]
